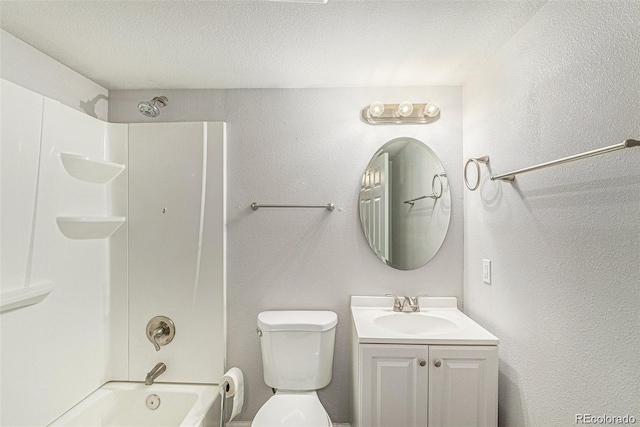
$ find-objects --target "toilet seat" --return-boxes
[251,390,332,427]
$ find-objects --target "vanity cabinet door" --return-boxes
[428,346,498,427]
[361,344,429,427]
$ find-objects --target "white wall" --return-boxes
[109,86,464,422]
[463,2,640,425]
[0,29,109,121]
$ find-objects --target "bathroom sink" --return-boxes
[351,296,499,345]
[373,312,462,335]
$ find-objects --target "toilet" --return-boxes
[252,310,338,427]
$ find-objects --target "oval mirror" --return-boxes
[358,137,451,270]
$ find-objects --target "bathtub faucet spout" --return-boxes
[145,362,166,385]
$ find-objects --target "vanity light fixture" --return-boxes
[423,103,440,118]
[396,101,414,117]
[368,101,385,118]
[361,102,441,125]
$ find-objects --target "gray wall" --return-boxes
[0,29,108,120]
[109,87,463,422]
[463,2,639,425]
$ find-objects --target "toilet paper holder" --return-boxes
[219,367,244,426]
[219,381,230,427]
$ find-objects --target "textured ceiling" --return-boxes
[0,1,546,90]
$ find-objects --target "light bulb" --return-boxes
[423,103,440,118]
[369,102,385,118]
[397,101,414,118]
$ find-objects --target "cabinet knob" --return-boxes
[434,359,442,367]
[419,359,426,367]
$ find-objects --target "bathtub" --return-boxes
[49,382,219,427]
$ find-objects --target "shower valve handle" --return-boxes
[146,316,175,351]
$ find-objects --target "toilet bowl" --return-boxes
[251,311,338,427]
[252,391,332,427]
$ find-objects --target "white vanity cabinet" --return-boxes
[350,296,500,427]
[353,343,497,427]
[428,346,498,427]
[360,344,429,427]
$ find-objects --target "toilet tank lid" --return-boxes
[258,311,338,332]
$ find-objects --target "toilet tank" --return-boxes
[257,311,338,391]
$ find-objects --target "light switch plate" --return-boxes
[482,259,491,284]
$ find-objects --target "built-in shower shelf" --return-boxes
[0,282,54,313]
[60,152,125,184]
[56,216,125,239]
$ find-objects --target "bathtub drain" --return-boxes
[146,394,161,410]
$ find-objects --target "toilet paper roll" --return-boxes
[221,367,244,421]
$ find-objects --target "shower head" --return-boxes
[138,96,168,117]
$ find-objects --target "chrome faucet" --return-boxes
[146,316,175,352]
[404,294,428,312]
[145,362,166,385]
[385,294,404,311]
[386,294,428,312]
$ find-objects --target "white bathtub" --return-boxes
[49,382,219,427]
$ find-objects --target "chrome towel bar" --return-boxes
[490,139,639,182]
[251,203,335,211]
[465,139,639,191]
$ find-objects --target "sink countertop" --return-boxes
[351,296,499,345]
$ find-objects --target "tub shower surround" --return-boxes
[0,79,226,426]
[1,79,128,426]
[128,121,225,385]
